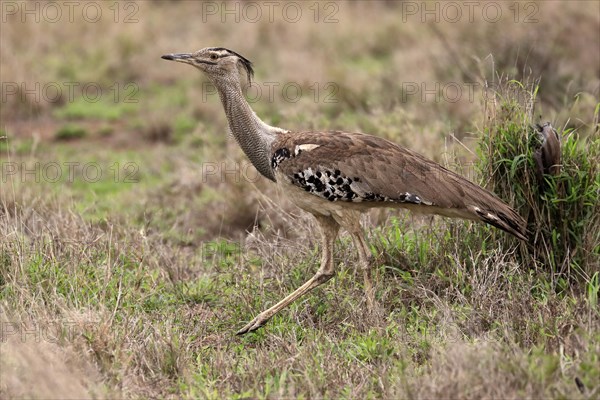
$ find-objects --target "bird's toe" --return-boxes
[236,314,269,335]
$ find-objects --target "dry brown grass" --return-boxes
[0,306,109,399]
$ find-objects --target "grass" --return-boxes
[53,96,138,122]
[2,204,598,398]
[1,1,599,399]
[54,124,88,141]
[478,77,600,283]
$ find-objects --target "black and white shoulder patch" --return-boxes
[271,143,321,171]
[271,148,291,169]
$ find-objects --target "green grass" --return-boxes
[2,201,599,398]
[54,124,88,140]
[478,78,600,282]
[53,95,138,121]
[3,81,599,398]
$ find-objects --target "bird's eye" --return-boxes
[210,54,218,60]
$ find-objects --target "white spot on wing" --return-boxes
[473,206,498,221]
[294,144,321,156]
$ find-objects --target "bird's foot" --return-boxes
[365,291,375,311]
[236,313,271,335]
[363,271,375,311]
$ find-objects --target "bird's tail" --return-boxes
[467,200,527,241]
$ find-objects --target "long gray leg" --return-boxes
[237,214,340,335]
[351,230,375,309]
[334,210,375,309]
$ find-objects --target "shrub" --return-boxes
[478,78,599,284]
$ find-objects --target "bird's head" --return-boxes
[161,47,254,84]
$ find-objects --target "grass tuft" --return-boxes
[478,77,600,283]
[54,124,88,141]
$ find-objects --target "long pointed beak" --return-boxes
[161,53,193,62]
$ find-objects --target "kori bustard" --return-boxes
[162,47,527,335]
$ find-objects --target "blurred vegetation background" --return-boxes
[2,1,597,240]
[1,1,598,399]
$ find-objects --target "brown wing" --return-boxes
[271,131,527,240]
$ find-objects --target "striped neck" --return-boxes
[211,76,280,182]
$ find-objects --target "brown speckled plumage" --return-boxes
[163,47,527,335]
[272,130,526,240]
